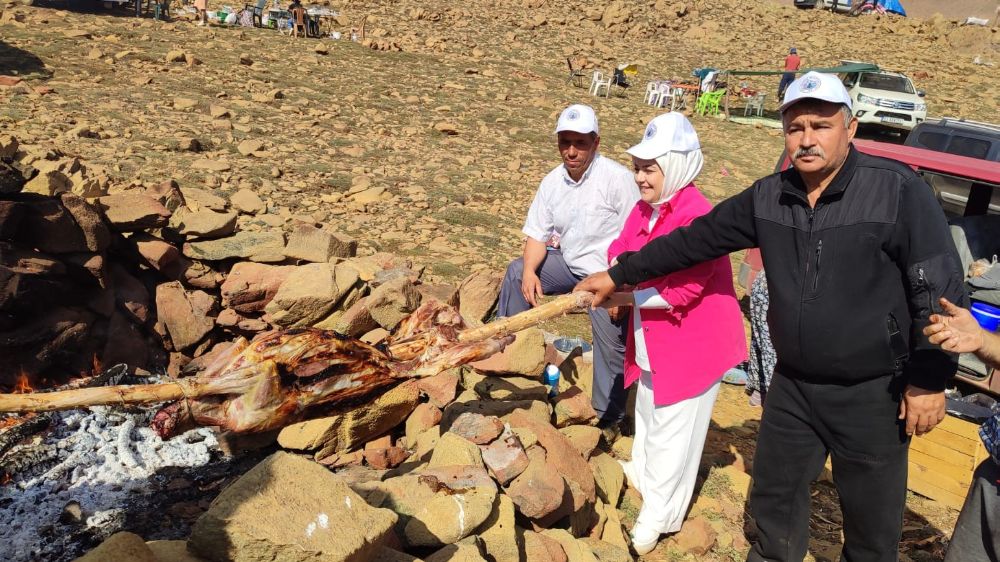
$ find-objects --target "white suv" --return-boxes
[840,68,927,131]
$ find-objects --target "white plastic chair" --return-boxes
[670,87,687,111]
[655,82,673,108]
[644,82,661,106]
[589,71,612,98]
[744,93,766,117]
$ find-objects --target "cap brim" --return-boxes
[555,124,598,135]
[779,94,851,113]
[626,142,662,160]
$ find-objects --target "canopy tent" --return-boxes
[875,0,906,16]
[721,62,879,77]
[715,63,879,118]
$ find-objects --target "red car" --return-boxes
[738,140,1000,395]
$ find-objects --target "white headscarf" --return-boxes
[651,149,704,206]
[627,112,705,206]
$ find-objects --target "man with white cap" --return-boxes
[498,104,638,435]
[577,72,967,561]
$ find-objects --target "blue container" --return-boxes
[971,302,1000,332]
[543,364,560,397]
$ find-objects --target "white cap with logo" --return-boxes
[779,71,853,113]
[626,112,700,160]
[555,104,599,135]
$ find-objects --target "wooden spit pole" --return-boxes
[0,382,194,413]
[456,291,592,342]
[0,291,594,413]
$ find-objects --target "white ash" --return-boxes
[0,405,218,561]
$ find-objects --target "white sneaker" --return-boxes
[630,522,660,556]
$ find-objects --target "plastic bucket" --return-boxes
[971,302,1000,332]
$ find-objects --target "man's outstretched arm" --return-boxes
[576,186,758,306]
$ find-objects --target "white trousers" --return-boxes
[622,372,720,535]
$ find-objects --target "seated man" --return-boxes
[498,104,638,434]
[288,0,306,36]
[612,67,631,90]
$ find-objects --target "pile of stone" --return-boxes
[0,134,502,385]
[76,329,645,561]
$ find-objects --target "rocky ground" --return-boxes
[2,0,997,560]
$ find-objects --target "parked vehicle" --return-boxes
[839,64,927,131]
[18,0,138,10]
[906,119,1000,162]
[905,119,1000,217]
[738,139,1000,396]
[793,0,853,12]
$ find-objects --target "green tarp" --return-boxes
[721,63,879,76]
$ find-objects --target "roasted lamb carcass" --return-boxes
[152,301,513,438]
[0,293,587,434]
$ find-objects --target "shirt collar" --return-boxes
[636,184,695,234]
[561,154,600,187]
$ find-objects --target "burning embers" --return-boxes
[0,369,227,561]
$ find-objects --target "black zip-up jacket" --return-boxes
[609,146,967,391]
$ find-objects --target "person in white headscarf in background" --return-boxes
[599,112,747,555]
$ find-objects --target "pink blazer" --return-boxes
[608,185,747,406]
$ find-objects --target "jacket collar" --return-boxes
[780,144,859,204]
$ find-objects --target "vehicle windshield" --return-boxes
[859,73,915,94]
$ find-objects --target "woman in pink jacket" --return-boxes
[600,112,747,554]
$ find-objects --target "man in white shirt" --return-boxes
[497,104,639,433]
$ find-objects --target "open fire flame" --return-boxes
[4,353,103,395]
[0,372,36,486]
[0,360,106,488]
[0,371,36,432]
[13,371,33,395]
[0,356,105,446]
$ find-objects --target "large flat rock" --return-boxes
[183,230,285,262]
[189,451,397,562]
[264,262,341,327]
[75,532,157,562]
[96,193,171,231]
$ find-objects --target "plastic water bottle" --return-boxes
[543,364,560,398]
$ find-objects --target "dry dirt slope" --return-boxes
[1,0,996,268]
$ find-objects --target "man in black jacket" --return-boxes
[576,71,967,561]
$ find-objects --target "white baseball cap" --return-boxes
[626,112,700,160]
[779,71,853,113]
[554,104,599,135]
